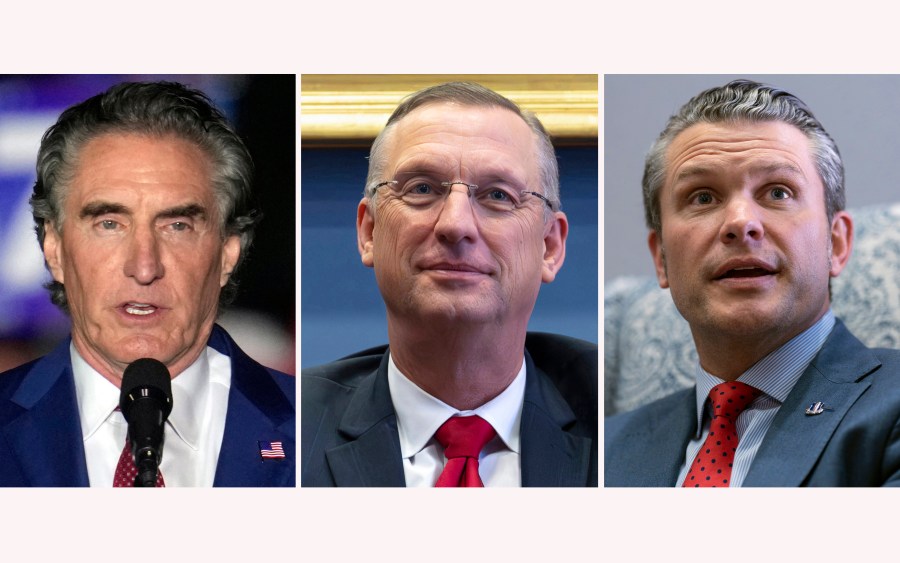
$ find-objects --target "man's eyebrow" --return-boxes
[750,162,805,178]
[393,161,526,186]
[156,203,208,220]
[80,201,129,219]
[673,162,806,184]
[393,164,449,179]
[79,202,209,221]
[672,166,713,184]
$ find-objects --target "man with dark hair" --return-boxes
[605,79,900,487]
[301,82,597,487]
[0,81,294,487]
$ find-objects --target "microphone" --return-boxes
[119,358,173,487]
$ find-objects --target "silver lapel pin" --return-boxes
[805,401,826,415]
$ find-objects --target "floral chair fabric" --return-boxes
[604,203,900,416]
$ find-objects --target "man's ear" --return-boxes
[541,212,568,283]
[42,221,65,284]
[219,235,242,287]
[648,229,669,289]
[357,198,375,268]
[828,210,854,278]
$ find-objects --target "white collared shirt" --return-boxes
[387,353,525,487]
[72,343,232,487]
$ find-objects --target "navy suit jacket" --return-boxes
[0,324,295,487]
[605,320,900,486]
[301,332,597,487]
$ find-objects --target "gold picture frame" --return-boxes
[301,74,598,146]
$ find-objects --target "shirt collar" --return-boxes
[168,348,213,450]
[71,343,121,441]
[71,344,219,450]
[387,352,526,459]
[692,309,836,436]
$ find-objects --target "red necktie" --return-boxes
[113,439,165,487]
[683,381,760,488]
[434,415,496,487]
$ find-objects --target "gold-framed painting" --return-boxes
[300,74,598,146]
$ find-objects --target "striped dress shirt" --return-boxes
[676,310,835,487]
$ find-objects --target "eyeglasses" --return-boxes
[372,179,556,214]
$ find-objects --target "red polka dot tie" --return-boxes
[433,415,496,487]
[683,381,760,488]
[113,439,165,487]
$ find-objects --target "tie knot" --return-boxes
[435,415,496,459]
[708,381,761,421]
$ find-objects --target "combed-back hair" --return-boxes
[642,79,844,234]
[31,81,260,311]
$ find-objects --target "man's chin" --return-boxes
[106,335,181,368]
[399,292,505,325]
[688,302,792,338]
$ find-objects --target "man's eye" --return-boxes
[170,221,190,232]
[410,183,433,195]
[100,220,119,230]
[692,192,714,205]
[770,187,790,200]
[486,188,511,201]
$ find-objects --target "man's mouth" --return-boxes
[717,266,774,279]
[712,259,779,281]
[124,302,157,316]
[424,262,489,274]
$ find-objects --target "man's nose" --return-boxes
[719,196,764,244]
[124,226,165,284]
[433,184,478,244]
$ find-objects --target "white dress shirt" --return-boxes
[387,353,525,487]
[72,343,232,487]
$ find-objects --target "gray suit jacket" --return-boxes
[302,332,597,487]
[605,320,900,486]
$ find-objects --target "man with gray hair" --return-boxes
[605,79,900,486]
[0,81,295,487]
[301,82,597,487]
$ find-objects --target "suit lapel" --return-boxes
[321,346,597,487]
[642,390,696,486]
[325,354,405,486]
[520,354,594,487]
[210,326,295,487]
[743,322,879,487]
[3,341,89,486]
[607,389,696,486]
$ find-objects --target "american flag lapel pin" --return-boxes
[258,440,286,461]
[805,402,826,416]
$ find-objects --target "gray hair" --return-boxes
[642,79,844,234]
[364,81,561,213]
[30,81,260,311]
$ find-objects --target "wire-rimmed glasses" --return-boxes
[372,178,555,214]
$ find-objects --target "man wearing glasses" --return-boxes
[301,82,597,487]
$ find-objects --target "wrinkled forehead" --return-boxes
[663,120,819,186]
[382,102,540,183]
[64,132,218,211]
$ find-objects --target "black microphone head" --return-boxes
[119,358,173,421]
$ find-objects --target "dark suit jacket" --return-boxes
[605,320,900,486]
[301,332,597,487]
[0,324,295,487]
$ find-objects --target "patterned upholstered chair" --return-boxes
[604,203,900,416]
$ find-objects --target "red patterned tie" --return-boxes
[434,416,496,487]
[113,439,165,487]
[683,381,760,488]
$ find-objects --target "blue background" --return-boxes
[300,145,598,368]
